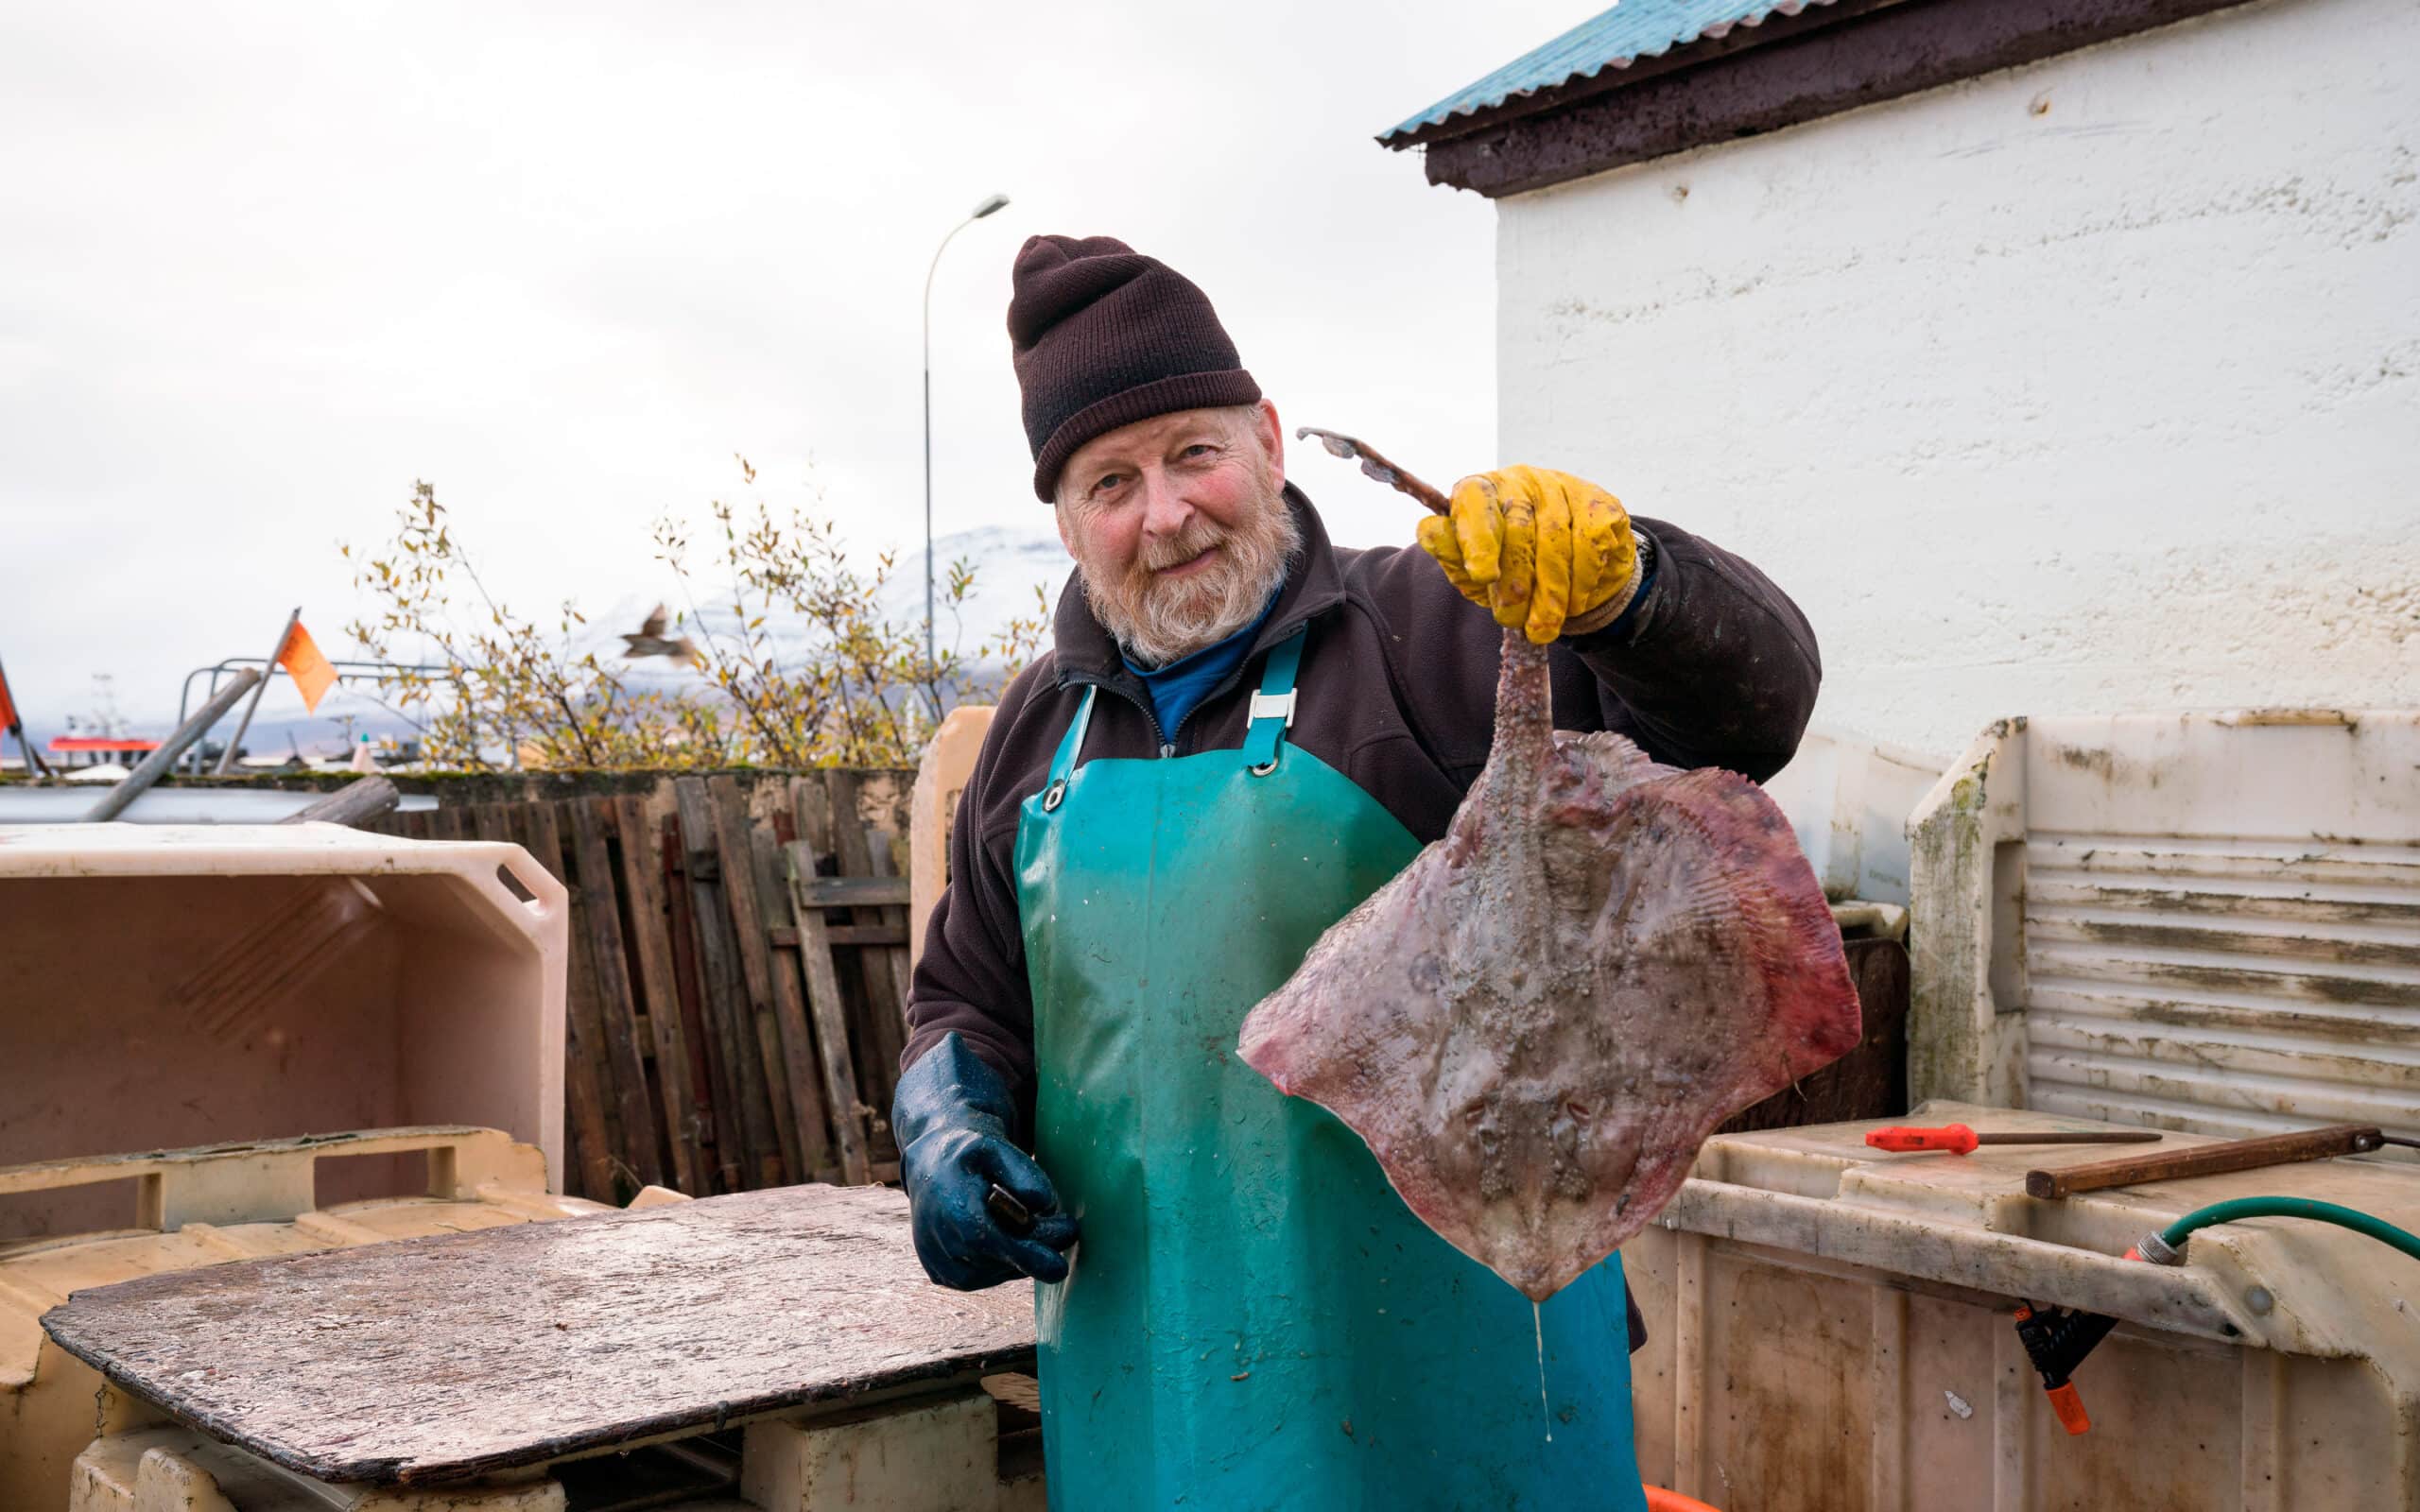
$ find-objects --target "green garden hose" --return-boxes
[2025,1195,2420,1435]
[2134,1195,2420,1266]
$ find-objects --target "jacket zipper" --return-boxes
[1064,677,1171,757]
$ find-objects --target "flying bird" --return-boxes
[620,604,703,667]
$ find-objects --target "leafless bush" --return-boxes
[345,461,1046,770]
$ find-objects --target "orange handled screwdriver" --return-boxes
[1866,1124,2165,1156]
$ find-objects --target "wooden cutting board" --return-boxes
[42,1184,1034,1486]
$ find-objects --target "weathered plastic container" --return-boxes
[1624,1102,2420,1510]
[67,1400,1041,1512]
[909,704,994,968]
[1761,724,1947,908]
[1,1127,623,1511]
[1906,711,2419,1143]
[0,823,569,1237]
[70,1426,579,1509]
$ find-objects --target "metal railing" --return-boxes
[174,658,451,774]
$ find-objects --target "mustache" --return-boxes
[1138,524,1228,574]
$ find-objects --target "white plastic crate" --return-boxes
[1627,1103,2420,1509]
[1906,711,2419,1143]
[0,822,569,1237]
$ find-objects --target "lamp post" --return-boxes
[924,192,1011,669]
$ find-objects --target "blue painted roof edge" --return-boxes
[1382,0,1835,145]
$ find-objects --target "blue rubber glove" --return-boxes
[893,1032,1079,1289]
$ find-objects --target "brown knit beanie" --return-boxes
[1009,234,1262,502]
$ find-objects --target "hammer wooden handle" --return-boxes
[2026,1124,2386,1199]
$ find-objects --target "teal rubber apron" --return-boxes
[1015,629,1645,1512]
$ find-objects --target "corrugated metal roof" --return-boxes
[1382,0,1837,145]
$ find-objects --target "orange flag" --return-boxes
[279,621,338,713]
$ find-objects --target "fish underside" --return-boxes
[1237,630,1862,1301]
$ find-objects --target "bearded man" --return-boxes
[895,234,1820,1512]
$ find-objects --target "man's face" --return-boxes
[1055,401,1299,667]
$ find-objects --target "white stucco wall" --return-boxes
[1496,0,2418,761]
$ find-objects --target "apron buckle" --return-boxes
[1241,634,1305,778]
[1042,777,1068,812]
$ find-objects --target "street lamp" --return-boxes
[924,192,1011,669]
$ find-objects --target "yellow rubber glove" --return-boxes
[1417,466,1639,644]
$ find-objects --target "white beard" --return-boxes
[1079,496,1301,668]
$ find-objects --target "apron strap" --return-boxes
[1241,629,1306,776]
[1040,687,1097,813]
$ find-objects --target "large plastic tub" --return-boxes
[0,823,568,1237]
[1760,723,1946,908]
[1625,1102,2420,1510]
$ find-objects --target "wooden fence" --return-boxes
[342,756,1910,1201]
[368,771,913,1203]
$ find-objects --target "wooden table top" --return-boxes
[42,1184,1035,1486]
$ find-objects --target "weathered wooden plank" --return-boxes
[614,795,701,1194]
[470,803,513,844]
[785,837,873,1185]
[41,1186,1035,1486]
[769,923,909,949]
[792,781,895,1160]
[510,800,617,1199]
[675,778,782,1189]
[792,876,914,908]
[664,811,740,1193]
[790,775,835,861]
[791,783,872,1121]
[567,798,665,1191]
[752,824,838,1183]
[755,814,822,1091]
[673,779,762,1190]
[520,802,620,1197]
[280,775,402,828]
[831,923,909,947]
[709,775,802,1184]
[707,781,778,1011]
[826,771,912,1145]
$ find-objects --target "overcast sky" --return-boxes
[0,1,1588,733]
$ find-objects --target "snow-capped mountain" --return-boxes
[883,524,1072,660]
